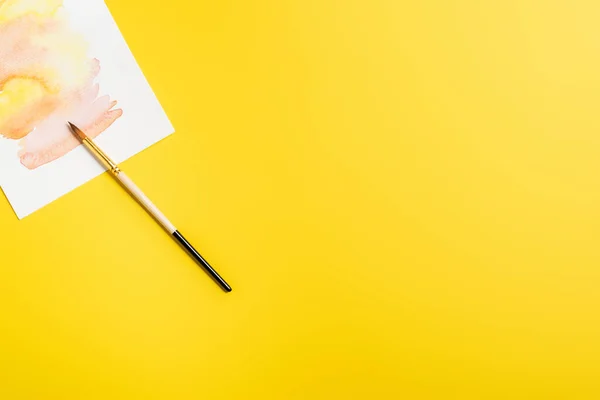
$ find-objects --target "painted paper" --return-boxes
[0,0,174,218]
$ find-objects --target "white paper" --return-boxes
[0,0,174,218]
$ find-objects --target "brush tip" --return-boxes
[67,122,87,140]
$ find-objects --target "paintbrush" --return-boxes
[67,122,232,293]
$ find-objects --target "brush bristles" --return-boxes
[67,122,87,140]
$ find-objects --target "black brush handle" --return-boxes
[173,231,232,292]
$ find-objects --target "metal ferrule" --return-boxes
[83,138,121,175]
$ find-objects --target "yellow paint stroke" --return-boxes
[0,0,122,169]
[0,0,62,23]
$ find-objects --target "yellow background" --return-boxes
[2,0,600,398]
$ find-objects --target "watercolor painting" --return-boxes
[0,0,122,170]
[0,0,173,219]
